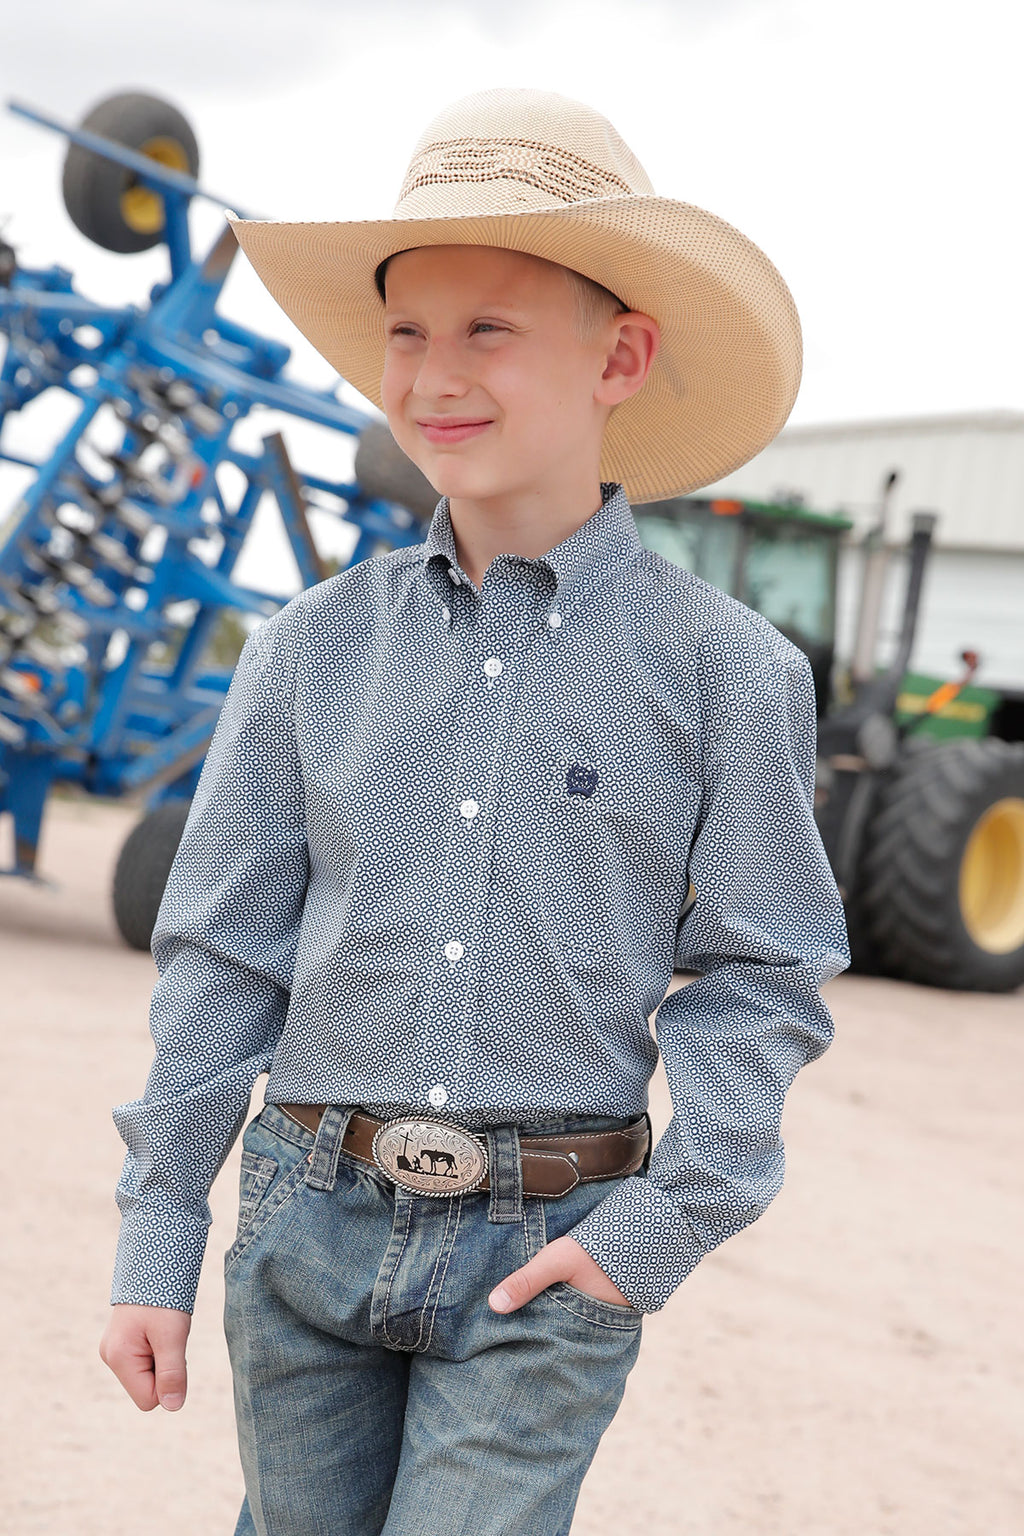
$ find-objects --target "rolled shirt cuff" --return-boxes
[566,1173,706,1314]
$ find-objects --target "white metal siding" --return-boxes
[836,544,1024,692]
[702,411,1024,553]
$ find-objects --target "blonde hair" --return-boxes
[560,265,629,343]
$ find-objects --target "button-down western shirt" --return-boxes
[110,481,851,1315]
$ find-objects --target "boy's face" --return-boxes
[379,244,619,506]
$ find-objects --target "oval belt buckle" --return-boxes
[371,1117,488,1197]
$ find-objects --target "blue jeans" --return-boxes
[223,1102,645,1536]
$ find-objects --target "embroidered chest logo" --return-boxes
[566,763,599,797]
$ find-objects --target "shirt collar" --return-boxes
[421,482,644,599]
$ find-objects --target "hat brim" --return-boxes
[225,195,801,504]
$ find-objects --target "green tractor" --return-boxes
[634,491,1024,994]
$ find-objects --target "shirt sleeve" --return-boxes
[109,600,308,1311]
[567,624,852,1313]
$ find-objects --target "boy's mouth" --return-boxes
[416,417,493,445]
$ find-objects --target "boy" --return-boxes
[100,88,851,1535]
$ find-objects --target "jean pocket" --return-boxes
[543,1279,643,1330]
[224,1114,312,1273]
[535,1180,644,1329]
[235,1150,279,1240]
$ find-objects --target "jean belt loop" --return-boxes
[304,1104,354,1192]
[485,1125,523,1223]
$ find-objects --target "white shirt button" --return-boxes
[483,656,503,678]
[459,798,480,819]
[443,938,465,961]
[428,1084,449,1108]
[441,604,451,622]
[447,567,461,584]
[547,610,562,628]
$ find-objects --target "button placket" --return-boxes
[418,576,547,1105]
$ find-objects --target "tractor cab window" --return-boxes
[633,498,741,597]
[742,516,836,655]
[634,498,837,658]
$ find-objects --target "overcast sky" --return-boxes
[1,0,1021,584]
[4,0,1021,420]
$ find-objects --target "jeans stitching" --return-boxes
[545,1284,642,1330]
[419,1194,463,1355]
[236,1152,278,1236]
[380,1195,415,1348]
[225,1156,308,1274]
[409,1191,455,1353]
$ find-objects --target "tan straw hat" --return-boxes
[226,87,802,502]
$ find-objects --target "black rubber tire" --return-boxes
[857,737,1024,992]
[62,91,200,254]
[112,798,193,950]
[816,734,950,976]
[354,421,440,523]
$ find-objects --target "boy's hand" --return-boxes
[488,1235,634,1313]
[99,1304,192,1411]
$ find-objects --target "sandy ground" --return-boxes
[1,793,1022,1536]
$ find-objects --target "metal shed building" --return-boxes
[700,411,1024,694]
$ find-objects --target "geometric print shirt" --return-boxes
[109,481,851,1315]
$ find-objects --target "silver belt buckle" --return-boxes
[371,1117,488,1196]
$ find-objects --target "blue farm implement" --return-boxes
[0,91,436,947]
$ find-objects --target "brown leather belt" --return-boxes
[275,1103,650,1198]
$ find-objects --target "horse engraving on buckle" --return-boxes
[371,1117,488,1197]
[369,1118,491,1198]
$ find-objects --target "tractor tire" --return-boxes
[857,737,1024,992]
[834,734,947,977]
[112,797,193,951]
[62,91,200,254]
[354,421,440,522]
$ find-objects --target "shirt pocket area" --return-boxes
[542,748,700,895]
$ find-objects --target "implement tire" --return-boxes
[858,737,1024,992]
[112,798,192,951]
[62,91,199,254]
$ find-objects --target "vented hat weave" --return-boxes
[226,87,802,502]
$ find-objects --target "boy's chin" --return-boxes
[425,463,516,505]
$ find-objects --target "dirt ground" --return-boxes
[1,793,1022,1536]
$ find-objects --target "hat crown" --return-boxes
[393,87,655,221]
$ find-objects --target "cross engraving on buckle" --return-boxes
[371,1118,488,1196]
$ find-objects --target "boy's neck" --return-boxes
[446,468,606,590]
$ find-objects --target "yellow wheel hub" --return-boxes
[120,136,190,234]
[959,796,1024,954]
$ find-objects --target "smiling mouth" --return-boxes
[417,420,493,444]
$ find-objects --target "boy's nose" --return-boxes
[413,337,471,399]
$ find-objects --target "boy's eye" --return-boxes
[385,320,508,339]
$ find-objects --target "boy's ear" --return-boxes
[597,313,661,407]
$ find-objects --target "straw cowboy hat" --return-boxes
[225,87,802,503]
